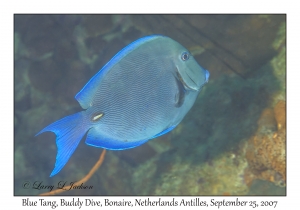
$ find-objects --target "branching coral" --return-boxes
[245,100,286,187]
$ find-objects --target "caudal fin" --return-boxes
[36,111,89,177]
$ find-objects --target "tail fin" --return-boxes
[36,111,89,177]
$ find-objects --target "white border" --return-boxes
[2,0,298,209]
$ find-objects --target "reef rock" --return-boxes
[245,100,286,187]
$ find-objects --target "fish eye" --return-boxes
[181,52,189,61]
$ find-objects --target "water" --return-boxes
[14,14,286,195]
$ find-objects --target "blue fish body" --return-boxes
[36,35,209,176]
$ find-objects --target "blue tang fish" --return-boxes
[36,35,209,177]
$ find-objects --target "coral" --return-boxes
[245,100,286,187]
[274,100,286,130]
[130,135,250,195]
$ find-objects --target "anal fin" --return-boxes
[85,128,149,150]
[151,125,177,139]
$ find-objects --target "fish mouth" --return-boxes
[205,69,210,83]
[185,71,198,88]
[175,65,199,91]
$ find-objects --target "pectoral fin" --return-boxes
[174,71,186,108]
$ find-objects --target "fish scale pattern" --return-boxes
[90,48,178,141]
